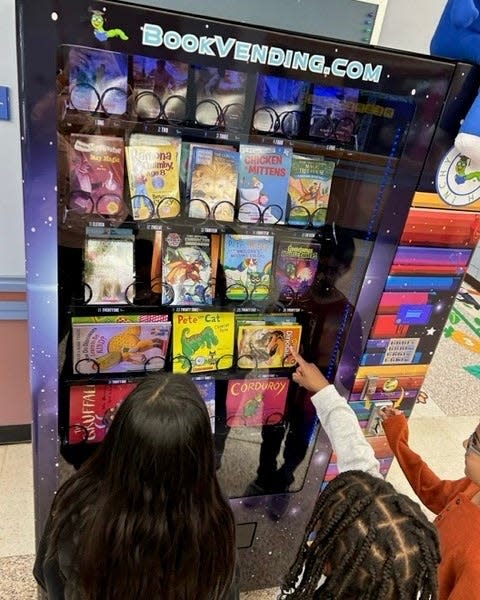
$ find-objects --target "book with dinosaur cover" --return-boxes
[274,240,321,300]
[236,322,302,369]
[188,145,239,221]
[126,139,180,220]
[238,144,293,224]
[221,234,274,301]
[172,311,235,373]
[68,134,125,217]
[68,381,138,444]
[68,47,128,115]
[162,231,213,306]
[226,376,289,427]
[192,377,216,432]
[72,315,171,374]
[83,228,135,305]
[288,155,335,224]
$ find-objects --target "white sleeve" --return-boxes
[311,385,381,478]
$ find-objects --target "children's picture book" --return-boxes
[68,382,137,443]
[132,55,189,121]
[162,231,213,305]
[83,228,135,305]
[72,315,171,374]
[172,311,235,373]
[193,66,248,130]
[288,154,335,224]
[308,85,359,143]
[237,323,302,369]
[68,47,128,115]
[238,144,293,224]
[126,139,180,219]
[68,134,125,216]
[192,377,216,432]
[275,240,321,300]
[221,234,274,300]
[129,133,182,164]
[253,75,310,137]
[226,377,289,427]
[188,145,239,221]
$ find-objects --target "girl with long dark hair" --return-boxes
[34,373,237,600]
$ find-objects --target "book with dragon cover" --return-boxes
[68,381,138,443]
[238,144,293,224]
[275,240,321,300]
[68,134,126,217]
[172,311,235,373]
[126,136,181,219]
[162,231,213,306]
[288,155,335,224]
[221,234,274,301]
[188,145,239,222]
[72,315,171,374]
[192,377,216,432]
[68,47,128,115]
[237,323,302,369]
[226,376,289,427]
[83,228,135,305]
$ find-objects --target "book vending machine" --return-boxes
[17,0,480,590]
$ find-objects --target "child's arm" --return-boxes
[382,409,470,514]
[291,348,381,478]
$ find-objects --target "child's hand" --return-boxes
[380,406,403,421]
[290,347,330,393]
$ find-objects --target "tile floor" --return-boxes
[1,314,479,599]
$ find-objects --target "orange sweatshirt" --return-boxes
[383,414,480,600]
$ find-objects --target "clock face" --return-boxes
[436,147,480,206]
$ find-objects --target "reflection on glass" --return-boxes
[309,85,359,145]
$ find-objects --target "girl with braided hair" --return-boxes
[280,349,440,599]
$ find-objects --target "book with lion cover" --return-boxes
[187,145,239,221]
[126,139,180,219]
[237,323,302,369]
[172,311,235,374]
[68,381,138,444]
[226,376,289,427]
[72,315,171,374]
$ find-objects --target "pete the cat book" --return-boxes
[72,315,171,374]
[275,240,321,300]
[68,134,125,216]
[221,234,274,301]
[288,154,335,224]
[172,311,235,374]
[69,381,137,444]
[237,322,302,369]
[226,376,289,427]
[188,145,239,222]
[238,144,292,224]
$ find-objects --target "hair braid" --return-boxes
[281,470,441,600]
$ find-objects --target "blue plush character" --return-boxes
[431,0,480,163]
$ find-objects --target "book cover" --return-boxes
[288,155,335,223]
[222,234,274,300]
[72,317,171,374]
[172,312,235,373]
[253,75,309,137]
[126,142,180,219]
[129,133,181,163]
[162,231,213,305]
[84,231,135,304]
[68,47,128,115]
[226,377,289,427]
[193,66,248,130]
[188,146,239,222]
[68,134,125,216]
[309,85,359,143]
[192,377,216,432]
[71,314,169,324]
[275,240,321,300]
[237,323,302,369]
[69,382,137,443]
[151,229,163,294]
[132,55,188,121]
[238,144,292,224]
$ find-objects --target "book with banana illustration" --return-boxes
[172,311,235,374]
[72,314,171,374]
